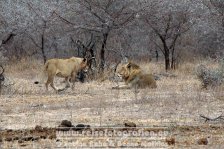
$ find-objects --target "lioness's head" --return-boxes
[80,58,89,72]
[80,57,95,72]
[115,62,141,80]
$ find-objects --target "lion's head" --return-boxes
[115,62,141,81]
[113,61,157,89]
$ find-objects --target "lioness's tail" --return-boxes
[44,61,49,73]
[42,61,50,80]
[34,61,49,85]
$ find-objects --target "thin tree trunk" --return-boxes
[41,22,47,64]
[162,41,170,71]
[165,51,170,70]
[156,50,159,62]
[99,32,108,72]
[171,48,175,69]
[89,44,96,68]
[41,34,47,63]
[171,57,175,69]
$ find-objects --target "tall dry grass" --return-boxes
[5,57,219,78]
[6,57,43,78]
[1,58,44,95]
[1,57,223,96]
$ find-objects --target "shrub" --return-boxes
[196,60,224,88]
[0,50,8,64]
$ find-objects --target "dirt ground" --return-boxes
[0,61,224,148]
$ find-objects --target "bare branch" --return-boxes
[164,13,172,38]
[27,2,45,21]
[152,40,165,55]
[53,11,101,32]
[81,0,106,23]
[200,114,224,122]
[25,33,41,49]
[145,18,164,41]
[2,33,16,45]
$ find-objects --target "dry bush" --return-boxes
[196,60,224,88]
[0,50,8,65]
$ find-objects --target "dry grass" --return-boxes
[0,58,224,147]
[6,58,42,76]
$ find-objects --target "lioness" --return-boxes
[44,57,89,92]
[113,61,157,89]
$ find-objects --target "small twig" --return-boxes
[200,114,224,122]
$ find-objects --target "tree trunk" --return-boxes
[99,32,108,72]
[41,34,47,64]
[155,50,159,62]
[165,52,170,70]
[162,41,170,71]
[41,22,47,64]
[89,44,97,68]
[171,57,175,69]
[171,48,175,69]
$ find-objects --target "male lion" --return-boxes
[113,61,157,89]
[44,57,89,92]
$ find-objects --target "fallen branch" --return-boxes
[200,114,224,122]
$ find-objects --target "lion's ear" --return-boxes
[127,63,132,69]
[121,57,129,64]
[124,57,129,63]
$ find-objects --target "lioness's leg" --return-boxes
[70,72,77,89]
[50,79,58,92]
[71,80,76,89]
[65,77,70,88]
[45,76,53,91]
[45,80,50,91]
[57,77,71,92]
[46,74,58,92]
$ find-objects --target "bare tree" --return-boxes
[0,0,222,66]
[202,0,224,57]
[25,3,56,63]
[141,1,194,70]
[55,0,138,72]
